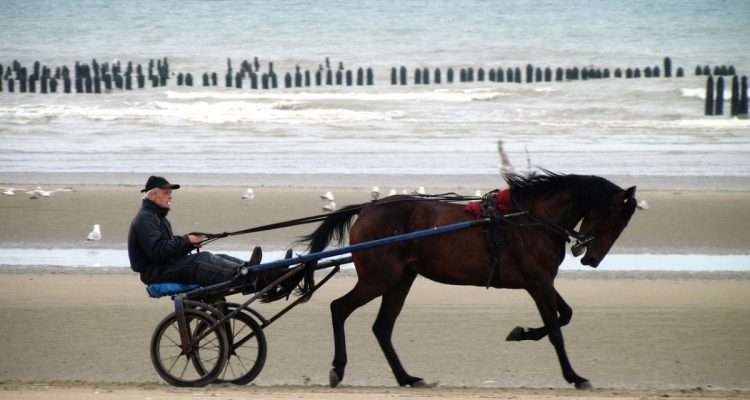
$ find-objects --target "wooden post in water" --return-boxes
[415,68,422,84]
[496,68,503,82]
[654,66,660,78]
[8,78,15,93]
[284,72,292,88]
[507,68,513,83]
[356,67,363,86]
[326,68,333,85]
[705,76,714,116]
[295,66,303,87]
[489,69,496,82]
[435,68,441,84]
[211,72,218,86]
[544,67,551,82]
[346,69,353,86]
[423,67,429,84]
[177,73,184,86]
[261,73,269,89]
[715,76,724,115]
[703,66,710,76]
[739,76,748,115]
[526,64,533,83]
[50,78,57,93]
[476,68,483,82]
[305,70,311,86]
[664,57,672,78]
[335,69,343,85]
[93,76,101,93]
[644,67,652,78]
[400,66,407,85]
[626,68,633,79]
[468,67,474,82]
[676,67,684,77]
[185,73,193,86]
[316,67,323,86]
[250,71,258,89]
[367,67,374,85]
[459,68,466,82]
[731,76,740,116]
[391,67,397,85]
[202,73,209,86]
[556,67,563,81]
[447,67,454,83]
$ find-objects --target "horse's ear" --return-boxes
[624,186,636,201]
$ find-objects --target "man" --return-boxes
[128,175,271,289]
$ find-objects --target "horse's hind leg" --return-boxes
[506,289,572,341]
[528,284,591,389]
[329,281,380,387]
[371,269,427,387]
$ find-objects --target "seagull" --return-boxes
[87,224,102,241]
[371,186,380,200]
[27,186,72,198]
[474,189,482,197]
[242,188,255,200]
[321,191,335,201]
[636,199,650,210]
[388,189,397,197]
[322,201,336,211]
[415,186,426,195]
[1,187,26,196]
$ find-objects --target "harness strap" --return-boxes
[480,190,505,289]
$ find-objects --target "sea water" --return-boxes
[1,0,749,180]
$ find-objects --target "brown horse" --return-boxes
[299,172,638,389]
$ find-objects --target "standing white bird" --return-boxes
[636,199,650,210]
[323,201,337,211]
[321,191,335,201]
[242,188,255,200]
[388,189,397,197]
[371,186,380,200]
[415,186,426,195]
[87,224,102,241]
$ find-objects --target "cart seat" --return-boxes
[147,282,199,298]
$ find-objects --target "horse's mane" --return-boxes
[504,170,622,208]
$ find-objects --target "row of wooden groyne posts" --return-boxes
[1,56,747,117]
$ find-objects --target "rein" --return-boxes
[507,197,594,253]
[193,193,480,246]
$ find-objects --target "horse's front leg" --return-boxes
[526,284,591,389]
[506,289,572,341]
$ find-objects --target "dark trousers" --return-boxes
[151,252,245,286]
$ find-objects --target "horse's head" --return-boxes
[576,186,637,268]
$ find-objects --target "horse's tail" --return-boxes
[261,204,363,303]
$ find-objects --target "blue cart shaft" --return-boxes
[250,218,490,273]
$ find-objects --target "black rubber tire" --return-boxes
[150,308,228,387]
[192,304,268,385]
[216,308,267,385]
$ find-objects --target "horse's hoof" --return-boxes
[575,380,593,390]
[505,326,525,341]
[329,368,341,388]
[409,379,436,388]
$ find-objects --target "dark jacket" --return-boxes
[128,199,193,283]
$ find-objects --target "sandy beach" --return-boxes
[1,179,749,399]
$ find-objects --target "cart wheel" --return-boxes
[194,305,268,385]
[150,307,228,387]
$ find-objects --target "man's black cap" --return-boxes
[141,175,181,193]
